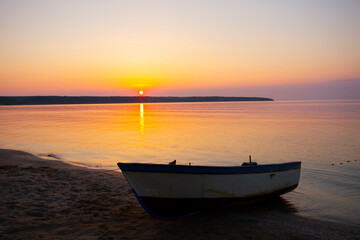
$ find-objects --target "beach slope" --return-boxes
[0,149,358,239]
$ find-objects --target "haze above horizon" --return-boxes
[1,0,359,100]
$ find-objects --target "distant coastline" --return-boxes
[0,96,273,105]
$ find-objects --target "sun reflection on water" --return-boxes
[140,103,144,135]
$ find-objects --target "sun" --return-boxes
[139,90,144,95]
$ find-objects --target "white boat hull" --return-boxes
[124,169,300,199]
[118,162,301,219]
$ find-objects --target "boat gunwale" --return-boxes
[117,161,301,174]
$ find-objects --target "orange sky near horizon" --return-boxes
[0,0,359,97]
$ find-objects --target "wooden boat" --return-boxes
[117,159,301,219]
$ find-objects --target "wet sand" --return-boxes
[0,149,358,240]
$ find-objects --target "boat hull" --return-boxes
[118,162,301,219]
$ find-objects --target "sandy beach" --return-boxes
[0,149,359,240]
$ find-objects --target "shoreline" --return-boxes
[0,148,359,239]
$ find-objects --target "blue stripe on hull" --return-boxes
[118,162,301,174]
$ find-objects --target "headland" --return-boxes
[0,96,273,105]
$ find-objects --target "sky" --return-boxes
[0,0,359,99]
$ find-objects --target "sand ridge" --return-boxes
[0,149,359,240]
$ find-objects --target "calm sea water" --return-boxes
[1,100,359,225]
